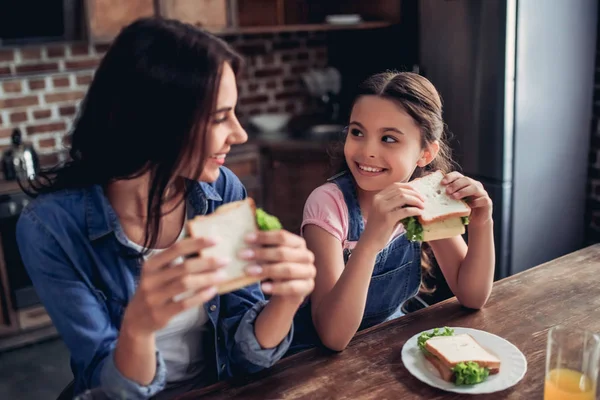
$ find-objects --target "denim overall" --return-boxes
[288,171,422,354]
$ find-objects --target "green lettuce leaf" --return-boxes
[461,216,470,226]
[417,327,455,354]
[256,208,282,231]
[452,361,490,385]
[402,216,424,242]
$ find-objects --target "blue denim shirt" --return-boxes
[289,171,421,354]
[16,167,292,399]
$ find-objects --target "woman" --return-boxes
[16,18,315,399]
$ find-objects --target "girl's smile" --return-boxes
[354,162,388,176]
[344,95,429,192]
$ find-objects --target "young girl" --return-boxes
[290,71,495,353]
[16,18,315,399]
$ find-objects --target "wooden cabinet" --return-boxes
[0,233,17,337]
[158,0,228,30]
[82,0,397,40]
[233,0,401,27]
[224,0,397,33]
[237,0,285,27]
[225,141,332,235]
[261,147,330,235]
[85,0,155,42]
[224,144,263,206]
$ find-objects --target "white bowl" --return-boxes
[249,113,291,133]
[325,14,362,25]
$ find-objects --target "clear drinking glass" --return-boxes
[544,325,600,400]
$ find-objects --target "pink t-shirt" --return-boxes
[301,183,405,250]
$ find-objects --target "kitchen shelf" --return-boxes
[212,21,392,35]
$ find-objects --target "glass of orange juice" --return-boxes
[544,325,600,400]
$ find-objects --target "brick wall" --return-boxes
[0,43,107,166]
[227,31,327,119]
[0,31,327,169]
[586,17,600,245]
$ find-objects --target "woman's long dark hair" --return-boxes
[25,17,243,251]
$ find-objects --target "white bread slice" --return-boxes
[422,218,466,242]
[408,171,471,224]
[424,352,455,382]
[186,199,261,294]
[425,333,501,372]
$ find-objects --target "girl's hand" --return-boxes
[442,172,493,228]
[241,231,316,303]
[362,182,425,252]
[122,237,227,337]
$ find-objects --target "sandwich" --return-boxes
[186,198,282,294]
[401,171,471,242]
[418,327,501,385]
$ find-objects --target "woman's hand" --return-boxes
[362,182,425,252]
[241,230,316,303]
[121,237,227,337]
[442,172,493,227]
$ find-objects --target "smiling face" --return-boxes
[344,95,438,193]
[201,62,248,182]
[181,62,247,183]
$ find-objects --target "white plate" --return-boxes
[401,327,527,394]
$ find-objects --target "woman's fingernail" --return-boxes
[239,249,255,260]
[215,257,230,267]
[203,236,219,245]
[215,270,228,281]
[245,233,257,243]
[245,265,263,275]
[261,282,273,292]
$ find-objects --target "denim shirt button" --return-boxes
[210,304,217,312]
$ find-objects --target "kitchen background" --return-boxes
[0,0,597,398]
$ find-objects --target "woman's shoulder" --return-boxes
[23,187,87,219]
[18,187,91,242]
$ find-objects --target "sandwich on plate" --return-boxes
[418,327,501,386]
[402,171,471,242]
[186,198,281,294]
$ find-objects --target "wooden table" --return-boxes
[177,244,600,399]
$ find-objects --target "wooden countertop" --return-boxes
[177,244,600,399]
